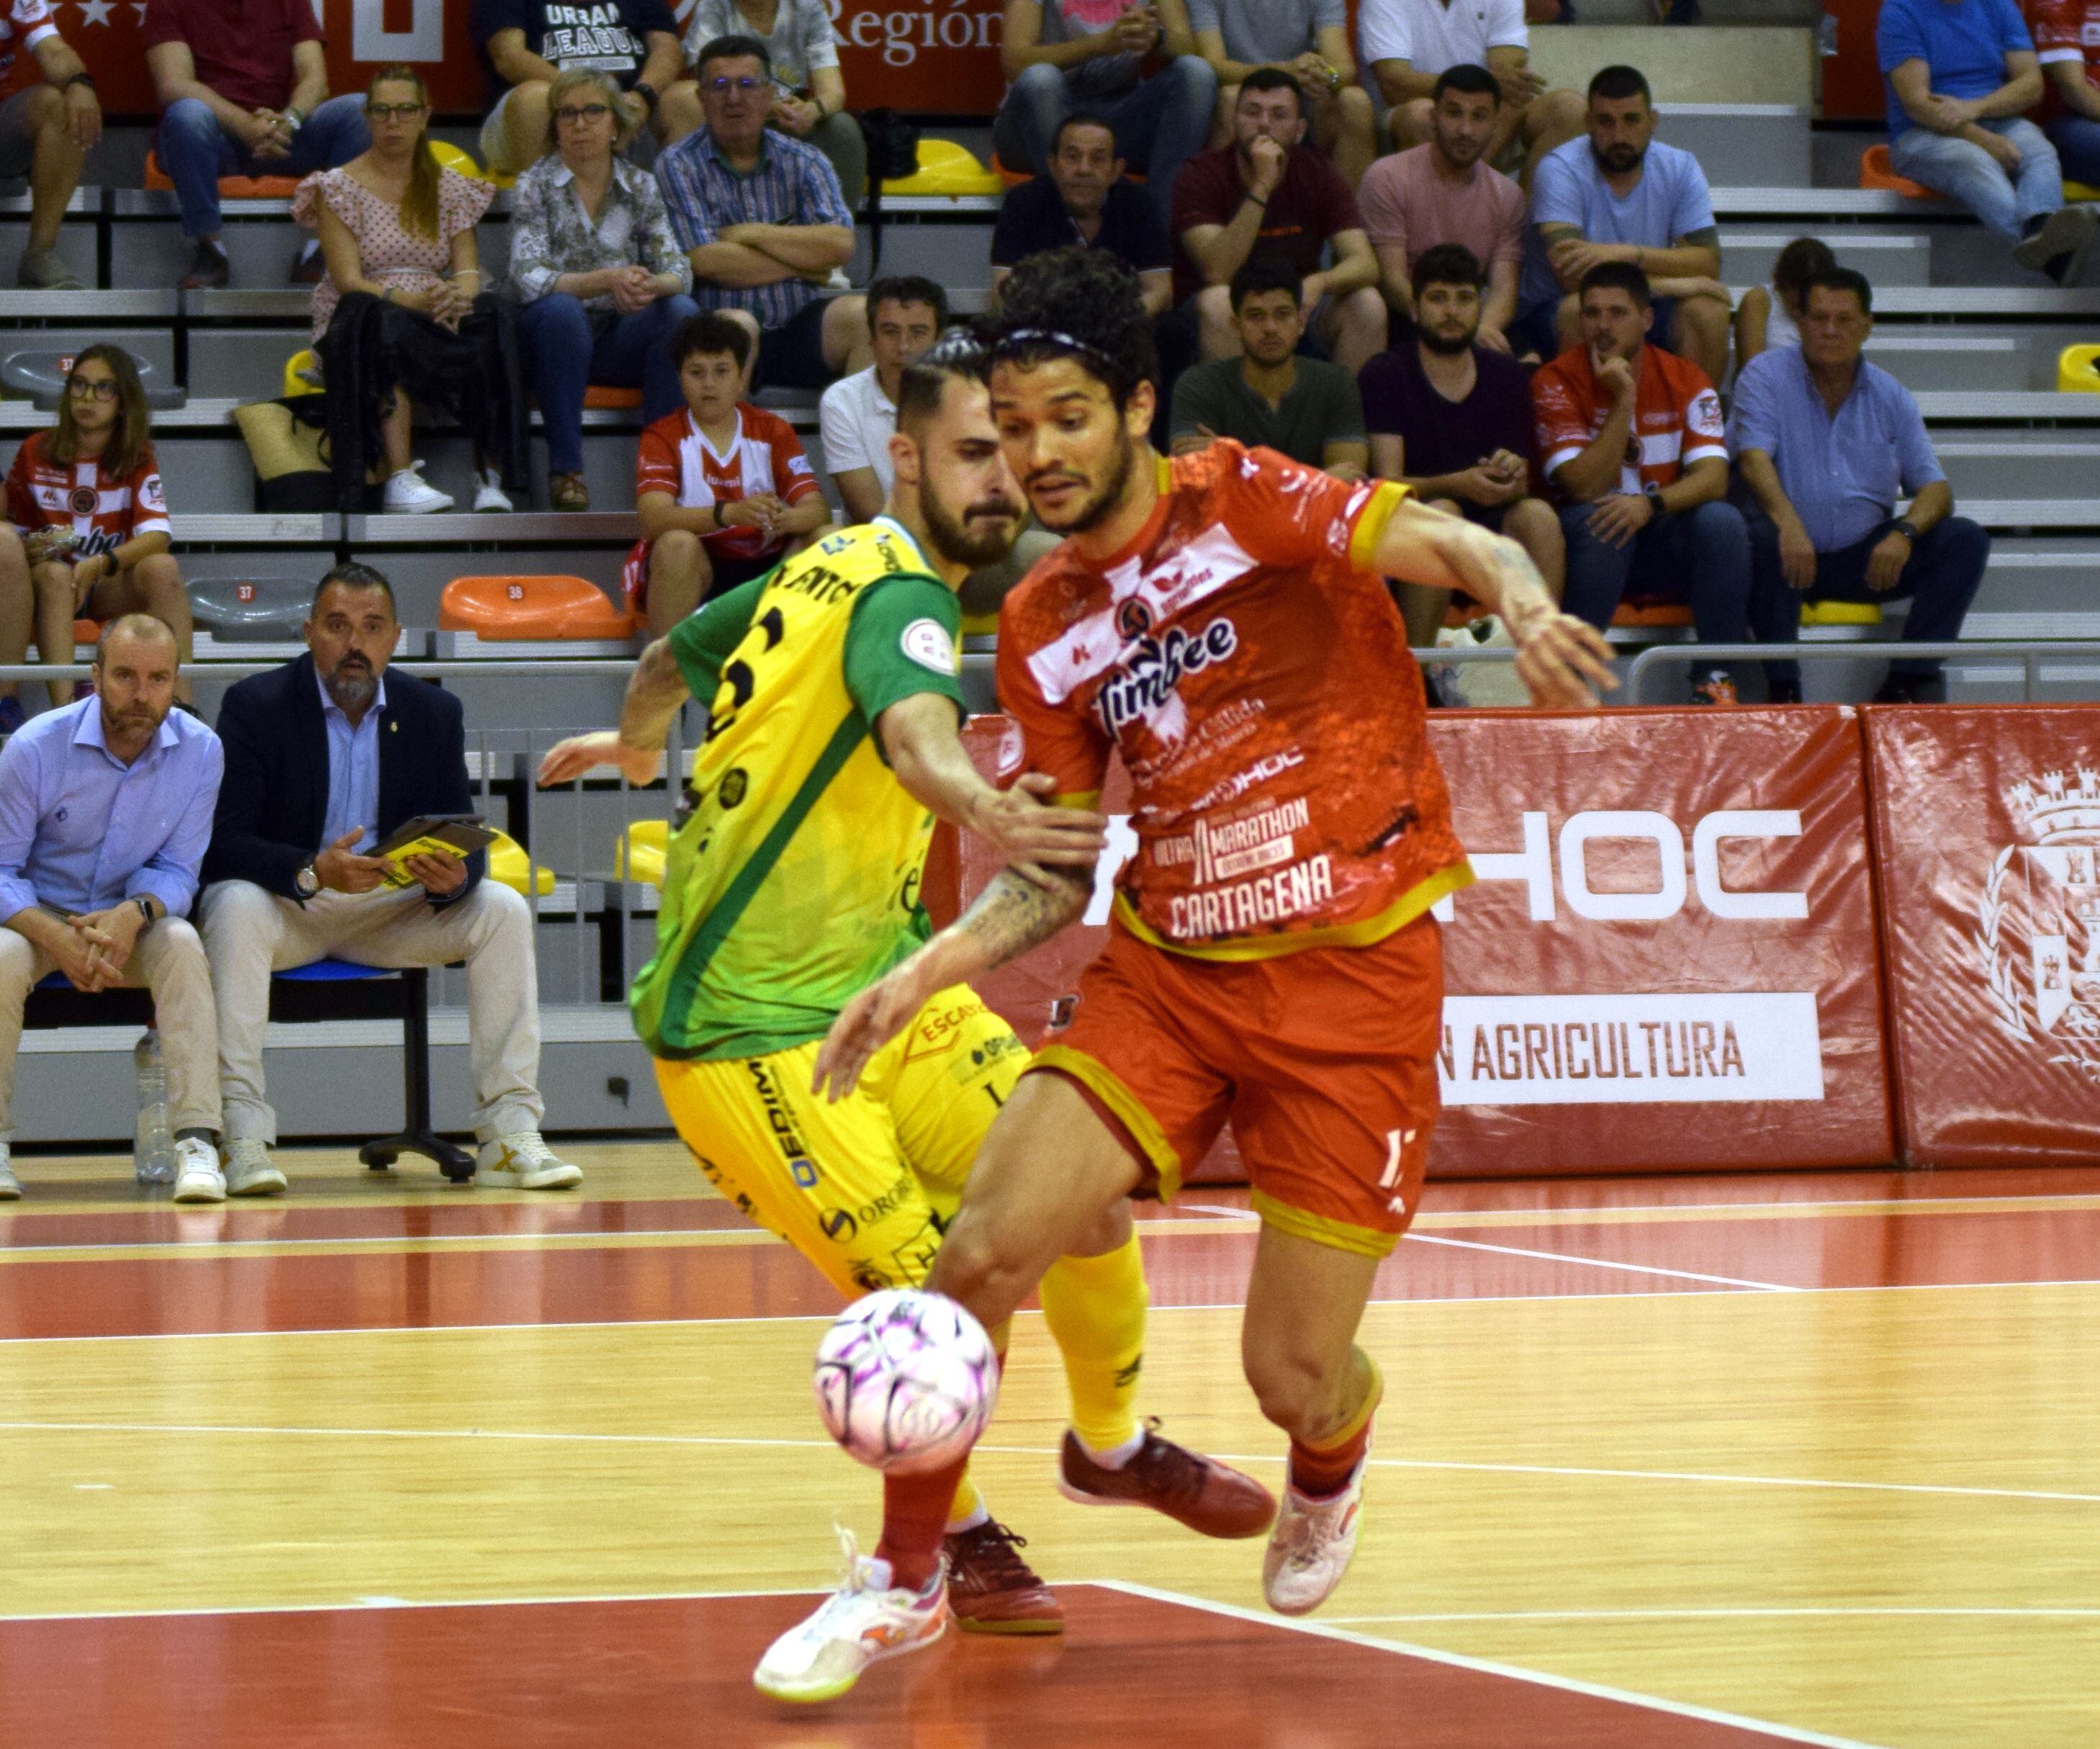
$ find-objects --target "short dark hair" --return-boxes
[1052,112,1117,156]
[313,560,397,614]
[1239,67,1304,116]
[672,310,754,370]
[1432,64,1502,107]
[1772,237,1838,299]
[1412,242,1485,300]
[1802,266,1874,315]
[1588,64,1652,106]
[868,275,949,328]
[1579,261,1652,307]
[898,329,991,435]
[987,246,1158,413]
[1228,257,1301,314]
[695,32,770,78]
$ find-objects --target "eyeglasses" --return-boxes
[704,76,768,95]
[554,103,613,125]
[67,379,119,401]
[365,102,427,121]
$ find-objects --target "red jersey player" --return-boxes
[751,249,1614,1701]
[1,346,191,723]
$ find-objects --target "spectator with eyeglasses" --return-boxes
[662,0,865,208]
[510,68,698,512]
[144,0,369,289]
[654,35,870,394]
[471,0,682,179]
[3,347,195,726]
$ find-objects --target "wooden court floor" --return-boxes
[0,1143,2095,1748]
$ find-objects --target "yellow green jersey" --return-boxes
[631,517,967,1061]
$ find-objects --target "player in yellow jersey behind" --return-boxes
[538,335,1273,1695]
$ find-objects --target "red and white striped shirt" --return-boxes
[634,404,821,562]
[1531,343,1726,501]
[5,432,173,561]
[0,0,58,104]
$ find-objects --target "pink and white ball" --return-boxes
[813,1289,999,1474]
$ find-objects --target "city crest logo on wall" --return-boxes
[1976,767,2100,1084]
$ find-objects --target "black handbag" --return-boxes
[857,107,923,277]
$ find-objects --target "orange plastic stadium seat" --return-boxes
[71,619,99,644]
[1613,601,1695,629]
[143,148,300,199]
[439,575,639,640]
[1860,143,1934,199]
[582,386,642,410]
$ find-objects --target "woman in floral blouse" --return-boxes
[510,68,698,512]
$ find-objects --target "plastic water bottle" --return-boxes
[133,1030,174,1185]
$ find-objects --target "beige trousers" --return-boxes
[0,918,222,1136]
[199,880,545,1146]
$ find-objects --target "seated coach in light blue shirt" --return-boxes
[1730,266,1990,706]
[0,615,226,1201]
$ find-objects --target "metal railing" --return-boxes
[1621,639,2100,704]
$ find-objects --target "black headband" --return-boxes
[993,325,1122,376]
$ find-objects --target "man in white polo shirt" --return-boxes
[1359,0,1581,181]
[819,273,1058,629]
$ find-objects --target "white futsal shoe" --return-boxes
[0,1143,19,1199]
[1262,1454,1369,1617]
[753,1531,948,1704]
[222,1138,288,1197]
[477,1132,582,1190]
[170,1136,227,1204]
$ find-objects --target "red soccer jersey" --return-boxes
[4,431,172,559]
[996,441,1472,961]
[0,0,56,105]
[2029,0,2100,117]
[1531,343,1726,503]
[634,404,822,562]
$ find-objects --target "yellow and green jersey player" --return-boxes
[539,339,1276,1647]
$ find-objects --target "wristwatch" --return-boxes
[65,71,94,91]
[282,104,305,132]
[631,80,659,112]
[132,896,154,930]
[294,862,320,899]
[1893,518,1921,542]
[1642,480,1667,517]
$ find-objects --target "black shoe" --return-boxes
[179,240,230,291]
[1873,672,1944,704]
[1766,678,1803,705]
[288,240,325,285]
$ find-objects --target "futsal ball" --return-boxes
[813,1288,999,1475]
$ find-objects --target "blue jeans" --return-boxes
[2044,113,2100,189]
[518,292,699,473]
[157,93,370,238]
[1561,498,1752,645]
[1743,505,1990,691]
[1888,118,2063,238]
[993,56,1218,235]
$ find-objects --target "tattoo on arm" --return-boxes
[618,638,691,755]
[952,865,1091,971]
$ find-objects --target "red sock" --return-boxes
[878,1457,967,1592]
[1287,1356,1384,1498]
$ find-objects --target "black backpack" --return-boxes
[857,108,923,276]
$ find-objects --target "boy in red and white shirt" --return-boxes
[2028,0,2100,189]
[624,314,830,638]
[3,346,192,721]
[1531,261,1751,703]
[0,0,97,290]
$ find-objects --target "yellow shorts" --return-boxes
[653,984,1029,1298]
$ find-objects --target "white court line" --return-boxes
[0,1582,830,1626]
[4,1417,2096,1507]
[1402,1230,1795,1292]
[1095,1580,1895,1749]
[1323,1606,2100,1624]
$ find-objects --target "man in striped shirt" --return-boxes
[653,32,869,392]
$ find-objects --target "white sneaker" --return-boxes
[222,1138,288,1197]
[471,469,513,513]
[382,462,454,513]
[753,1530,948,1704]
[477,1131,582,1190]
[0,1143,19,1200]
[1262,1453,1369,1617]
[171,1136,227,1204]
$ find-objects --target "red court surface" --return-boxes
[0,1584,1849,1749]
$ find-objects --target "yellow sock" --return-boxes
[1037,1230,1148,1455]
[946,1466,984,1532]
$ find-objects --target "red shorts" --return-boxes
[620,538,782,611]
[1031,915,1444,1258]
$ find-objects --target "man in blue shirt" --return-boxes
[654,34,869,392]
[1879,0,2095,279]
[1515,65,1731,387]
[0,615,225,1201]
[1731,267,1990,703]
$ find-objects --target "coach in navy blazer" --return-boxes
[195,561,582,1197]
